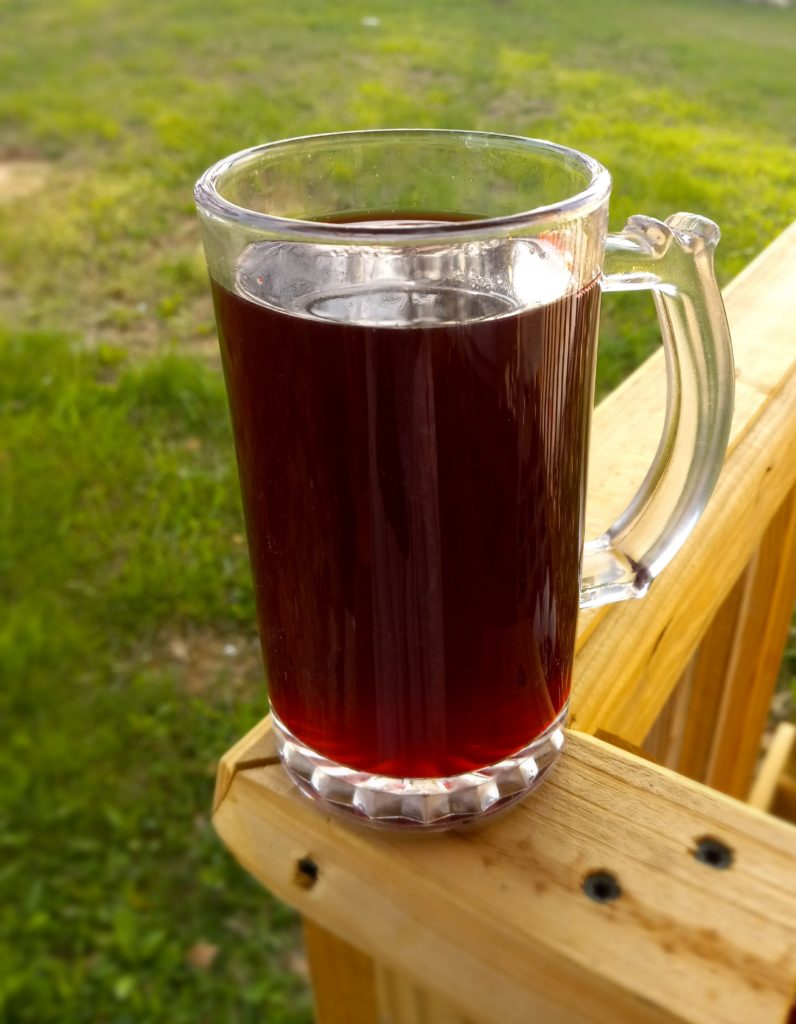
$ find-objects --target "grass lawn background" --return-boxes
[2,0,796,1020]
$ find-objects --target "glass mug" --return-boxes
[195,130,733,830]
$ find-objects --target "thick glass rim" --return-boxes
[194,129,612,242]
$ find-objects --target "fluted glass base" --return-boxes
[272,706,567,831]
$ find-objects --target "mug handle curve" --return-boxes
[580,213,735,610]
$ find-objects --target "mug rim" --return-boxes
[194,129,612,242]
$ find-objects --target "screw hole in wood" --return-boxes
[294,856,319,890]
[693,836,733,870]
[582,870,622,903]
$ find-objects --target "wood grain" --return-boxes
[303,922,380,1024]
[375,967,480,1024]
[705,488,796,796]
[749,723,796,816]
[214,724,796,1024]
[644,488,796,796]
[773,777,796,824]
[667,574,748,781]
[571,363,796,740]
[572,221,796,739]
[641,673,691,766]
[212,713,278,813]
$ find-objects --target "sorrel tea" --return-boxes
[212,222,600,777]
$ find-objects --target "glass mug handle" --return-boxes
[580,213,735,610]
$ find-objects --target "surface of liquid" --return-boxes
[212,225,601,777]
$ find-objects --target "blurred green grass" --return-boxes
[0,336,310,1022]
[1,0,796,1020]
[3,0,796,385]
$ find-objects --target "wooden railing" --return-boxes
[212,223,796,1024]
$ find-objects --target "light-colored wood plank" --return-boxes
[303,922,379,1024]
[640,682,678,763]
[641,672,691,767]
[212,713,277,812]
[650,491,796,794]
[213,721,796,1024]
[749,722,796,814]
[572,362,796,741]
[658,671,694,768]
[774,776,796,824]
[572,222,796,737]
[704,490,796,796]
[376,967,479,1024]
[218,720,382,1023]
[596,728,662,764]
[668,573,749,782]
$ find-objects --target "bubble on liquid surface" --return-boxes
[235,230,576,328]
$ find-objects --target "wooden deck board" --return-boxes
[214,722,796,1024]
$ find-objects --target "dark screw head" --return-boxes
[694,837,733,870]
[583,871,622,903]
[294,856,319,889]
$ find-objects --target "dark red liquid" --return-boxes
[212,251,600,777]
